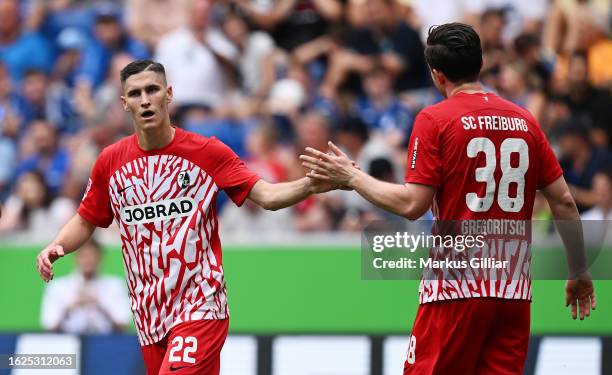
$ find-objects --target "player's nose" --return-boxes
[140,92,151,107]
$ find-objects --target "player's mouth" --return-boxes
[141,110,155,120]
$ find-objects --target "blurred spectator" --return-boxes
[545,0,612,88]
[557,124,612,212]
[559,52,612,147]
[497,61,546,121]
[20,69,52,126]
[76,2,150,89]
[0,0,608,237]
[220,124,294,237]
[125,0,190,48]
[335,115,392,172]
[0,62,19,198]
[479,8,506,78]
[581,167,612,220]
[52,27,87,86]
[323,0,429,96]
[334,116,394,230]
[40,239,130,334]
[411,0,486,42]
[75,52,132,135]
[233,0,343,53]
[0,170,74,233]
[513,33,552,93]
[339,156,405,230]
[291,110,334,230]
[0,0,53,83]
[220,11,276,96]
[14,120,71,196]
[352,65,413,142]
[155,0,236,108]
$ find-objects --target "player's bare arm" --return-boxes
[36,213,95,282]
[541,176,597,320]
[247,177,337,211]
[300,141,435,219]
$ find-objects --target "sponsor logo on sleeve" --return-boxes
[410,137,419,170]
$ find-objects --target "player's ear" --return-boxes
[166,86,173,104]
[120,95,129,112]
[432,69,445,86]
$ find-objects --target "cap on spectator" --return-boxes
[93,2,121,22]
[57,28,87,50]
[267,79,306,114]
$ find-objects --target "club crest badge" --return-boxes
[177,171,192,189]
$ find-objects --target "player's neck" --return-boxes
[448,82,485,98]
[137,123,176,151]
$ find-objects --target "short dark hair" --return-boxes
[120,60,166,84]
[425,23,483,83]
[337,116,369,143]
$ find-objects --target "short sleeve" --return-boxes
[77,152,113,227]
[536,127,563,189]
[206,138,260,206]
[404,111,442,187]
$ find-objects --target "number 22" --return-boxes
[169,336,198,364]
[465,137,529,213]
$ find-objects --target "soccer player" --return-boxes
[36,60,337,375]
[301,23,596,374]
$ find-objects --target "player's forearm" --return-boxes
[263,177,313,211]
[349,170,417,219]
[50,213,96,255]
[548,192,588,277]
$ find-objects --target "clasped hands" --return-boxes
[300,141,361,191]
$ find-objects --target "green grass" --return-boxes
[0,246,609,335]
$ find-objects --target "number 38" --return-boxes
[466,137,529,213]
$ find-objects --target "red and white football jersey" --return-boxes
[78,127,260,345]
[405,92,563,304]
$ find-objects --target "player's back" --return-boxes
[406,92,562,221]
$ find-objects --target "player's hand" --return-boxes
[565,272,596,320]
[300,141,359,186]
[36,244,65,282]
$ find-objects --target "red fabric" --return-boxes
[76,127,259,346]
[404,92,562,220]
[403,298,530,375]
[141,319,229,375]
[79,127,260,224]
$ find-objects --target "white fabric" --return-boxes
[40,272,131,334]
[581,207,612,221]
[155,27,230,107]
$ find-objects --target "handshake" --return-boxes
[300,141,362,193]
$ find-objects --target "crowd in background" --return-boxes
[0,0,611,239]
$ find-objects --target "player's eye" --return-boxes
[127,90,140,97]
[146,86,160,94]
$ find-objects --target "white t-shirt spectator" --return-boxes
[40,272,131,334]
[155,27,236,108]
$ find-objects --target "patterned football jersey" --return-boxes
[78,128,260,345]
[404,92,562,304]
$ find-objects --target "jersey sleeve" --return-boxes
[206,138,261,206]
[77,152,113,227]
[535,125,563,189]
[404,111,442,187]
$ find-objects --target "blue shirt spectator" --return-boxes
[0,0,54,83]
[76,4,150,88]
[14,120,70,197]
[353,66,413,134]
